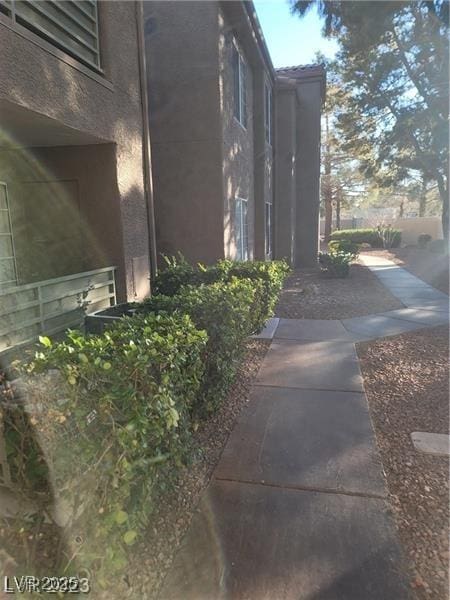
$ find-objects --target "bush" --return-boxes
[7,313,207,581]
[418,233,432,249]
[152,256,290,332]
[141,277,257,414]
[377,225,402,249]
[329,227,401,248]
[328,239,360,258]
[318,251,353,278]
[218,260,290,331]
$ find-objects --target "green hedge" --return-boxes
[328,239,360,257]
[329,228,401,248]
[7,258,289,583]
[222,260,290,328]
[152,256,290,331]
[8,313,207,581]
[141,277,257,414]
[318,251,353,278]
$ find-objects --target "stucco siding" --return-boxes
[145,1,225,265]
[219,10,255,261]
[0,1,151,300]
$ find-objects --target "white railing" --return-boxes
[0,266,116,355]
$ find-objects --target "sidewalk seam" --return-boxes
[213,475,387,500]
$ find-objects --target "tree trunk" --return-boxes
[323,112,332,241]
[419,177,427,217]
[436,173,448,242]
[324,191,332,241]
[335,188,341,230]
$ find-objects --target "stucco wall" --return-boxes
[252,66,274,260]
[274,87,297,264]
[0,1,151,300]
[219,10,255,261]
[294,78,322,268]
[144,1,225,266]
[0,145,124,287]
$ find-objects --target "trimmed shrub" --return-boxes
[329,228,401,248]
[218,259,290,331]
[152,254,198,296]
[418,233,432,249]
[318,251,353,278]
[328,239,360,258]
[141,277,257,414]
[7,313,207,581]
[152,256,290,332]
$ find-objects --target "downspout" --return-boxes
[135,0,158,283]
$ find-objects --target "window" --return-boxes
[235,198,248,261]
[0,183,18,287]
[265,200,273,258]
[0,1,101,70]
[264,82,272,145]
[232,43,247,128]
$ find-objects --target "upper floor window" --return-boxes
[232,42,247,128]
[0,0,101,70]
[234,197,248,261]
[264,82,272,145]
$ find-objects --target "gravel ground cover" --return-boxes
[365,247,449,294]
[357,326,449,600]
[110,339,270,600]
[275,264,403,320]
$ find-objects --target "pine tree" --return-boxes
[293,1,449,239]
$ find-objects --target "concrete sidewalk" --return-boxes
[159,257,448,599]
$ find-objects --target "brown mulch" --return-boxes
[121,339,270,600]
[275,264,403,320]
[357,326,449,600]
[365,247,449,294]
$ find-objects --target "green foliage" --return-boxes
[417,233,432,248]
[329,228,401,248]
[7,312,207,582]
[5,257,289,583]
[152,255,290,333]
[152,254,197,296]
[376,225,402,249]
[220,259,291,331]
[318,251,353,278]
[328,239,360,258]
[293,0,449,238]
[141,277,257,414]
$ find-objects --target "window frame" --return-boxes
[232,41,248,129]
[0,182,18,287]
[265,200,273,259]
[0,0,102,72]
[264,80,272,146]
[235,197,249,261]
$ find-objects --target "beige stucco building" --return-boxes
[0,0,324,357]
[144,1,325,268]
[0,1,156,355]
[275,65,325,267]
[144,0,275,265]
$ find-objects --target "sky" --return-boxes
[253,0,339,68]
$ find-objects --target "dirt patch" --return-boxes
[120,339,270,600]
[357,326,449,600]
[275,264,403,320]
[365,247,449,294]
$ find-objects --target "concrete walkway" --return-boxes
[159,257,448,600]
